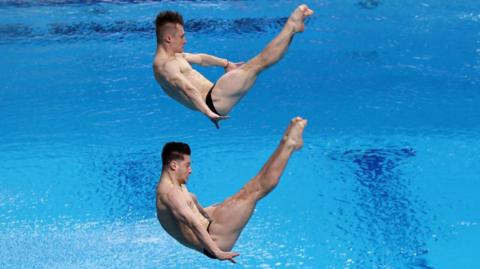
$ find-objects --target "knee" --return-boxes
[238,179,262,201]
[260,177,279,193]
[254,175,279,198]
[247,55,268,73]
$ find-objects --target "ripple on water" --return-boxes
[327,146,433,268]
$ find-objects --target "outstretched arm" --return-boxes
[184,53,244,72]
[159,61,229,128]
[167,191,239,263]
[184,53,228,68]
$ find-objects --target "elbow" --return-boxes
[185,219,202,235]
[181,87,195,99]
[176,213,196,230]
[172,80,193,96]
[198,54,207,66]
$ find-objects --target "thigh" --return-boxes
[209,186,256,229]
[215,67,257,97]
[205,179,261,250]
[212,67,258,115]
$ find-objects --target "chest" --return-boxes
[179,186,196,210]
[176,56,193,73]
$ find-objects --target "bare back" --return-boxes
[153,53,214,110]
[156,177,210,251]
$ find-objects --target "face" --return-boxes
[174,155,192,184]
[170,24,186,53]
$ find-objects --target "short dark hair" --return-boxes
[155,11,184,43]
[161,142,191,168]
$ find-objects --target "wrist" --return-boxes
[212,249,222,258]
[224,60,229,69]
[205,111,216,118]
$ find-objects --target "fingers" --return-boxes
[225,62,245,72]
[228,252,239,264]
[217,251,239,263]
[209,114,230,129]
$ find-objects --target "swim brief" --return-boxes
[206,84,220,115]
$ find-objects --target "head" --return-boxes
[155,11,186,53]
[161,142,192,184]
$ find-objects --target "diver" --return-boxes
[155,117,307,263]
[152,5,313,128]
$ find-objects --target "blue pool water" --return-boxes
[1,1,479,268]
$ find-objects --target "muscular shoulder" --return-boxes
[153,56,180,74]
[156,179,176,201]
[157,189,184,218]
[163,187,187,208]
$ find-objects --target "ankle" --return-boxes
[280,137,296,151]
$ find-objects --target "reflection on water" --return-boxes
[330,147,433,268]
[0,17,288,44]
[185,17,287,35]
[357,0,382,10]
[98,150,160,220]
[0,0,212,8]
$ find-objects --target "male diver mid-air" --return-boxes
[153,5,314,128]
[156,117,307,262]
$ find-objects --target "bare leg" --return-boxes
[206,117,307,251]
[211,5,314,115]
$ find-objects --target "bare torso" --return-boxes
[153,53,213,110]
[156,177,210,251]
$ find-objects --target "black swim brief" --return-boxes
[206,84,220,115]
[203,220,216,259]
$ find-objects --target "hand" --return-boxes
[208,113,230,129]
[224,61,245,73]
[215,250,240,264]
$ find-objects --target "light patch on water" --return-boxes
[0,218,201,269]
[457,13,480,22]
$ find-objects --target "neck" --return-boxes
[156,43,176,57]
[161,170,183,187]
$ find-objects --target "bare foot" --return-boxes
[284,116,307,150]
[287,4,314,33]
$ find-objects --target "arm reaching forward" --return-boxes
[159,60,229,128]
[184,53,228,68]
[184,53,244,73]
[167,190,239,263]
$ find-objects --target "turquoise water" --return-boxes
[1,1,479,268]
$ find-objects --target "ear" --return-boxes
[164,34,172,44]
[169,160,177,171]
